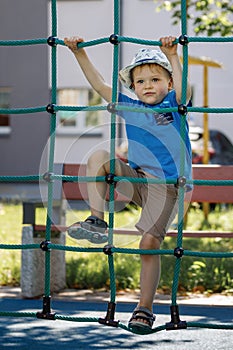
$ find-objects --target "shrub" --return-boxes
[65,237,233,293]
[159,237,233,293]
[66,253,141,290]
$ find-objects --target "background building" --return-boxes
[0,0,232,181]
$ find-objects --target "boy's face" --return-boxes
[131,63,172,105]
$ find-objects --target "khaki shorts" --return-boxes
[116,159,179,242]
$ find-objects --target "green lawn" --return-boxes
[0,202,232,291]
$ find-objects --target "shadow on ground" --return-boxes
[0,299,232,350]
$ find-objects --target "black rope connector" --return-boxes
[178,104,188,115]
[47,36,57,47]
[178,35,189,46]
[40,240,51,252]
[103,244,114,256]
[46,103,56,114]
[43,172,54,183]
[166,305,187,330]
[174,247,184,258]
[105,173,116,185]
[99,302,119,327]
[36,296,56,320]
[176,176,187,188]
[107,102,117,114]
[109,34,119,45]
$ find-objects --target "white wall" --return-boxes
[52,0,113,163]
[56,0,114,87]
[53,0,233,164]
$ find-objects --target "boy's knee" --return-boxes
[87,150,110,167]
[87,150,111,174]
[140,233,161,250]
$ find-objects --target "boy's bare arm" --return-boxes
[64,37,112,102]
[160,36,192,104]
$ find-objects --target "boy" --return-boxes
[64,36,192,331]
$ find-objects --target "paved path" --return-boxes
[0,288,232,350]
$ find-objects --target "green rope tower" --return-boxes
[0,0,233,335]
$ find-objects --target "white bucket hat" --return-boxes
[119,48,173,90]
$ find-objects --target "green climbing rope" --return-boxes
[0,0,232,336]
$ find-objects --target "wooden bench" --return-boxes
[23,164,233,239]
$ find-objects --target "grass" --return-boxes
[0,201,232,292]
[185,204,233,231]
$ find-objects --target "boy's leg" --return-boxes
[138,233,161,312]
[68,150,111,242]
[68,150,137,243]
[87,150,138,217]
[86,150,111,220]
[86,149,136,217]
[129,233,161,328]
[129,181,178,330]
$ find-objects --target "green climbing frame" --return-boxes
[0,0,233,335]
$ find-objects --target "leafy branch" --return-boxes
[154,0,233,36]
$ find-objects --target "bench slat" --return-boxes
[191,165,233,203]
[63,163,130,202]
[63,164,233,203]
[34,225,233,238]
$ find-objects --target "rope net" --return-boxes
[0,0,233,335]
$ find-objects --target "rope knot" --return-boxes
[109,34,119,45]
[179,35,189,46]
[47,36,57,47]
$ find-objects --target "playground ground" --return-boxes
[0,287,232,350]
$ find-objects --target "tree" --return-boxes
[154,0,233,36]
